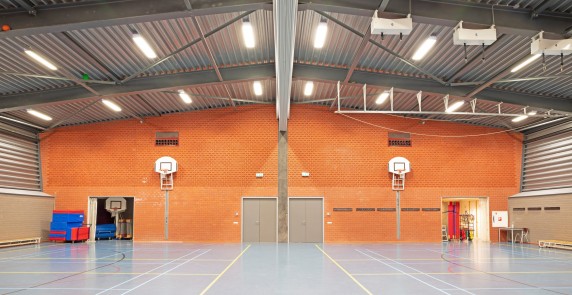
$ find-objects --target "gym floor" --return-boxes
[0,241,571,295]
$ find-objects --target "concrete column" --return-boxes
[278,131,288,242]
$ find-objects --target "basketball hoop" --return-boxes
[160,168,170,175]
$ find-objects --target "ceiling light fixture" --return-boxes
[314,19,328,49]
[375,91,390,105]
[132,33,157,59]
[102,99,122,112]
[26,109,52,121]
[24,50,57,71]
[242,18,256,48]
[178,90,192,104]
[528,110,537,115]
[511,54,541,73]
[412,35,437,61]
[304,81,314,96]
[253,81,263,96]
[512,115,528,122]
[445,100,465,113]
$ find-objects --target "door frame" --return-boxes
[287,197,324,243]
[241,197,278,243]
[441,196,490,242]
[87,196,136,242]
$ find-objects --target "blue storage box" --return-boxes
[50,222,82,230]
[52,210,84,223]
[95,224,116,239]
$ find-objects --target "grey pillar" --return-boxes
[278,131,288,242]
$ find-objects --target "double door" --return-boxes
[243,198,277,242]
[289,198,323,243]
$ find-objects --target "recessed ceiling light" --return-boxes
[253,81,263,96]
[26,109,52,121]
[511,54,541,73]
[178,90,192,104]
[242,18,256,48]
[102,99,122,112]
[445,100,465,113]
[314,19,328,49]
[304,81,314,96]
[512,115,528,122]
[132,33,157,59]
[412,35,437,61]
[24,50,57,71]
[375,91,390,104]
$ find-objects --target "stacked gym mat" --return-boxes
[49,210,89,242]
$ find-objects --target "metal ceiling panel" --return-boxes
[295,10,369,68]
[196,9,275,67]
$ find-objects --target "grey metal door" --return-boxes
[259,199,277,242]
[243,199,259,242]
[243,198,277,243]
[289,198,323,243]
[305,198,323,243]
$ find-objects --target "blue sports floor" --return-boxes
[0,241,571,294]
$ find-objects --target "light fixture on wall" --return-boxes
[375,91,390,105]
[412,35,437,61]
[178,90,192,104]
[511,54,541,73]
[445,101,465,113]
[242,17,256,48]
[26,109,52,121]
[24,50,58,70]
[304,81,314,96]
[101,99,122,112]
[253,81,263,96]
[132,33,157,59]
[314,18,328,49]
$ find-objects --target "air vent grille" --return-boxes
[155,132,179,146]
[388,132,411,147]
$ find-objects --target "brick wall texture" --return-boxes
[40,105,523,242]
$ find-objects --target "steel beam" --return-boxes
[2,63,571,113]
[274,0,298,131]
[531,0,561,18]
[0,0,272,39]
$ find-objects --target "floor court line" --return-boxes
[0,244,59,254]
[199,245,251,295]
[355,249,453,295]
[0,272,219,275]
[94,249,203,295]
[365,249,475,295]
[315,245,373,295]
[120,249,212,295]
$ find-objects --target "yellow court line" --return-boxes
[351,271,572,276]
[0,271,219,276]
[199,244,251,295]
[10,257,231,261]
[315,245,373,295]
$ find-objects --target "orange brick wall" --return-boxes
[40,104,522,242]
[288,105,522,242]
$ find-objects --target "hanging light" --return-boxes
[445,101,465,113]
[512,115,528,122]
[314,19,328,49]
[304,81,314,96]
[528,110,537,115]
[253,81,263,96]
[375,91,390,105]
[132,33,157,59]
[511,54,541,73]
[102,99,122,112]
[24,50,57,71]
[178,90,192,104]
[412,35,437,61]
[242,18,256,48]
[26,109,52,121]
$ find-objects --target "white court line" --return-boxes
[94,249,202,295]
[441,287,572,291]
[0,247,71,262]
[121,249,211,295]
[365,249,475,295]
[0,287,130,291]
[355,249,452,295]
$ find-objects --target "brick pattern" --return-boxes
[40,105,522,242]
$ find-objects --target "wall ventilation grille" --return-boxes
[155,132,179,146]
[388,132,411,147]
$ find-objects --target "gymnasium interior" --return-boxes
[0,0,571,294]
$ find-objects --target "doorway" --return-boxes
[288,197,323,243]
[88,196,135,242]
[441,197,489,241]
[242,197,277,243]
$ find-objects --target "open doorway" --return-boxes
[441,197,489,241]
[88,196,135,242]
